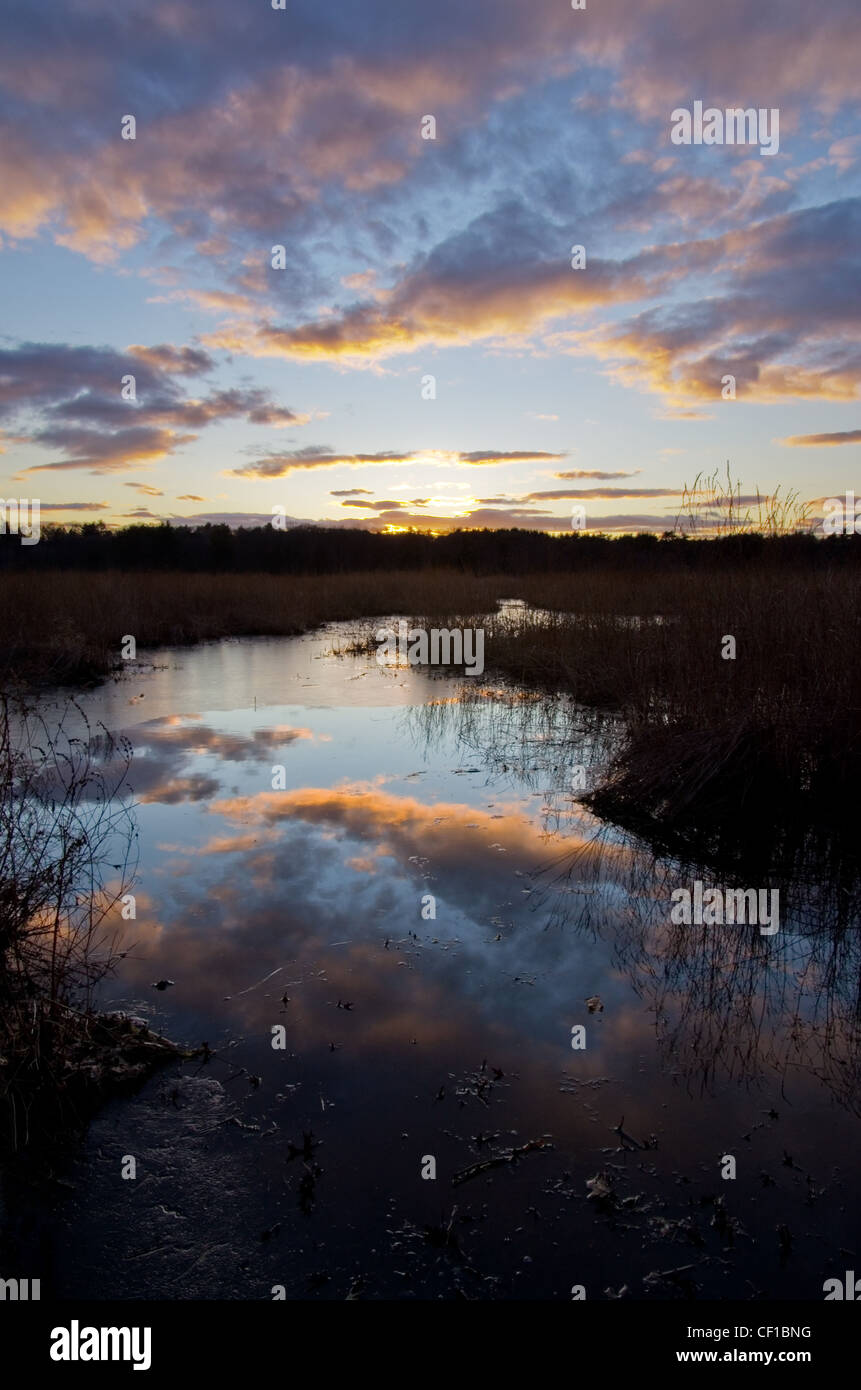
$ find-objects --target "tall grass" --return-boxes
[0,556,856,874]
[501,571,858,869]
[0,698,181,1154]
[0,569,505,687]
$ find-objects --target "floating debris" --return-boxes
[452,1137,553,1187]
[586,1170,616,1205]
[559,1073,611,1095]
[287,1131,320,1162]
[609,1116,658,1152]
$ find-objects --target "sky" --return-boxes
[0,0,859,535]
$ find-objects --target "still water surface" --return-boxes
[12,626,860,1300]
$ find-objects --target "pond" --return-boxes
[3,624,859,1300]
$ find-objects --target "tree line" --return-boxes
[0,521,856,574]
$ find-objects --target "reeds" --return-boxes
[480,567,860,872]
[0,697,182,1155]
[0,547,857,875]
[0,569,504,687]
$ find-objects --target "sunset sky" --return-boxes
[0,0,858,534]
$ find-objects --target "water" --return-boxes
[5,627,859,1300]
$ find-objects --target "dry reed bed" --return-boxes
[0,569,504,686]
[0,563,856,868]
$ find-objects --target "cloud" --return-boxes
[3,0,857,265]
[200,191,861,419]
[480,486,688,505]
[27,425,196,473]
[230,449,416,479]
[340,499,404,510]
[206,203,683,363]
[0,341,310,473]
[779,429,861,446]
[524,486,681,501]
[229,446,566,479]
[121,507,303,528]
[333,506,560,530]
[573,199,861,408]
[125,482,165,496]
[0,0,857,508]
[554,469,642,480]
[0,0,587,259]
[828,136,861,173]
[126,344,215,375]
[84,715,315,805]
[459,450,565,465]
[37,501,110,512]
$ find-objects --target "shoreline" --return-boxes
[1,1004,193,1165]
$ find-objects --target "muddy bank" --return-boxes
[1,1003,190,1163]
